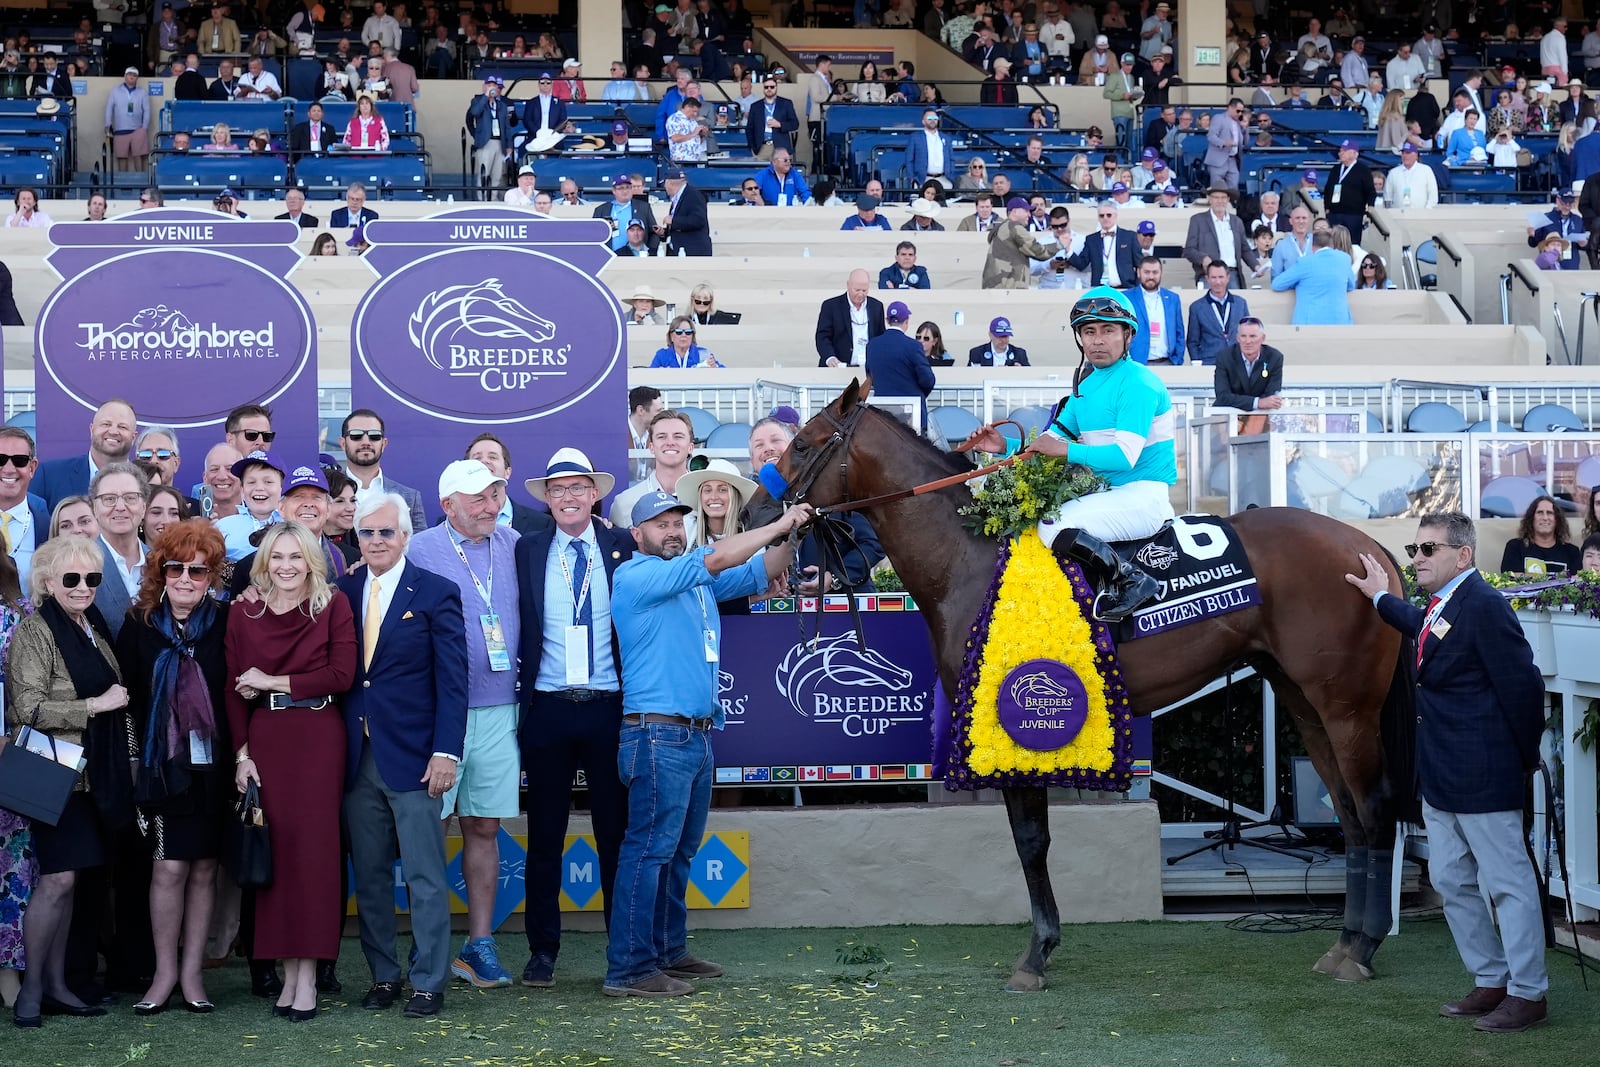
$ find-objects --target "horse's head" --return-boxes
[751,377,878,519]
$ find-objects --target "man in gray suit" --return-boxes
[1181,184,1259,288]
[90,462,148,641]
[339,409,428,533]
[1205,99,1246,191]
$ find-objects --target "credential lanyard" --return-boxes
[449,528,494,609]
[558,536,594,623]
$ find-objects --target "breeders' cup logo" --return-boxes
[717,669,748,723]
[76,304,277,361]
[1008,670,1078,715]
[1135,542,1180,571]
[409,278,571,389]
[773,631,925,737]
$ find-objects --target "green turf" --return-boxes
[10,920,1593,1067]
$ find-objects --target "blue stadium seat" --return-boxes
[1480,475,1546,518]
[534,155,647,193]
[155,153,290,196]
[1521,403,1586,432]
[675,406,720,444]
[1404,401,1468,433]
[1006,405,1055,439]
[294,154,427,199]
[167,100,290,135]
[928,406,981,449]
[705,422,753,450]
[1467,419,1519,433]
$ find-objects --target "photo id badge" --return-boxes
[1330,182,1343,203]
[703,628,718,662]
[481,613,511,671]
[189,730,214,766]
[565,625,590,685]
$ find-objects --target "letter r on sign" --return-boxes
[705,859,724,881]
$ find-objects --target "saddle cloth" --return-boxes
[1100,516,1261,642]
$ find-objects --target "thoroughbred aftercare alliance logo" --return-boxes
[75,304,279,361]
[408,278,573,392]
[773,632,925,737]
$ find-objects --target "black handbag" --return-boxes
[223,780,272,889]
[0,708,81,826]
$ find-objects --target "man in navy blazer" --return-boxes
[1129,257,1186,364]
[744,76,799,158]
[1067,204,1140,287]
[815,270,885,367]
[660,168,713,256]
[864,301,936,427]
[338,491,469,1019]
[513,448,635,988]
[328,182,380,230]
[1185,261,1250,366]
[519,76,570,143]
[0,424,52,584]
[34,398,138,513]
[1346,513,1549,1031]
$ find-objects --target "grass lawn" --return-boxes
[12,919,1593,1067]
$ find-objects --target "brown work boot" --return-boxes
[662,955,725,979]
[1472,995,1548,1033]
[602,973,694,998]
[1439,985,1506,1018]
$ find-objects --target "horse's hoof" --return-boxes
[1330,957,1374,983]
[1005,970,1046,993]
[1311,944,1347,976]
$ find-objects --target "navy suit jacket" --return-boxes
[26,492,49,547]
[1067,228,1140,287]
[520,95,569,138]
[91,539,134,642]
[336,563,469,792]
[1185,291,1250,366]
[815,293,885,366]
[514,520,636,717]
[329,205,380,229]
[665,183,713,256]
[34,454,91,513]
[744,95,799,156]
[465,93,516,149]
[865,329,936,424]
[1376,571,1543,813]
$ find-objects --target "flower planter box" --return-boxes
[1516,609,1556,678]
[1548,612,1600,684]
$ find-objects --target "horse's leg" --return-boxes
[1001,785,1060,992]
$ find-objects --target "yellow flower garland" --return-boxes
[966,534,1116,776]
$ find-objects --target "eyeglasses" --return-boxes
[0,453,31,467]
[545,484,594,498]
[356,527,399,540]
[1238,317,1264,327]
[240,429,276,443]
[673,327,695,335]
[59,572,103,589]
[138,196,155,205]
[136,448,177,461]
[917,333,934,340]
[692,298,712,306]
[162,562,211,580]
[1097,212,1115,219]
[1049,222,1069,230]
[344,429,385,441]
[95,492,144,508]
[1405,541,1464,558]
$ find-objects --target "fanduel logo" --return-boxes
[772,632,924,737]
[409,278,572,392]
[76,305,278,361]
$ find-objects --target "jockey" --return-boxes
[969,286,1177,621]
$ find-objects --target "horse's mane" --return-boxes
[862,402,971,477]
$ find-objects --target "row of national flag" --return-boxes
[751,593,917,613]
[714,764,937,784]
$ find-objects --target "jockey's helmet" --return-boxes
[1068,286,1140,338]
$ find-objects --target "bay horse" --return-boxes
[761,380,1415,992]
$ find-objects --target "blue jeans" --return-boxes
[603,722,713,986]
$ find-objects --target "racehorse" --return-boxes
[760,379,1415,992]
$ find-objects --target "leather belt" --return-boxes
[263,693,333,711]
[549,688,618,703]
[623,713,712,731]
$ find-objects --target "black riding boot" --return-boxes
[1061,530,1159,622]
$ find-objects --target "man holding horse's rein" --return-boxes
[968,286,1176,621]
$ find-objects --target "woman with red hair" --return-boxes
[343,94,389,151]
[115,520,232,1015]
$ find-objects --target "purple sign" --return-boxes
[349,208,624,512]
[995,659,1090,751]
[33,210,318,461]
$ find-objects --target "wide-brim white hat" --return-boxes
[524,446,615,502]
[675,459,758,512]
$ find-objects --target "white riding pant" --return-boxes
[1038,480,1175,549]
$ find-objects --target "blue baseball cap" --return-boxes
[1136,220,1156,235]
[661,166,687,181]
[631,489,692,526]
[989,316,1013,337]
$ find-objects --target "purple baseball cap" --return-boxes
[1152,159,1168,171]
[230,449,284,480]
[1339,139,1359,151]
[1303,170,1319,182]
[612,120,629,136]
[1005,196,1030,211]
[769,405,802,426]
[1110,181,1129,193]
[1161,182,1180,194]
[1136,220,1157,235]
[1141,146,1159,161]
[989,316,1013,337]
[886,300,911,323]
[282,462,330,495]
[1399,142,1419,154]
[661,166,687,181]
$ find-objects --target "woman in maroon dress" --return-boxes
[226,522,355,1022]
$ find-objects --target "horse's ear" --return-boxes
[859,374,874,403]
[839,377,863,413]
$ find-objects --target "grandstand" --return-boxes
[1,2,1600,557]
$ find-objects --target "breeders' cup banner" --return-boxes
[34,213,318,460]
[350,209,624,510]
[709,614,1152,783]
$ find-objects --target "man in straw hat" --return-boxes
[903,196,944,231]
[621,284,667,326]
[513,448,635,990]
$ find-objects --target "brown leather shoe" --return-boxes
[1473,995,1548,1033]
[602,973,694,998]
[1439,985,1506,1018]
[662,955,725,979]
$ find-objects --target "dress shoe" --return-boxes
[1440,985,1507,1018]
[183,999,215,1015]
[1473,995,1548,1033]
[662,955,725,980]
[132,997,171,1017]
[601,972,694,998]
[403,990,442,1019]
[315,960,341,995]
[271,1004,292,1019]
[40,996,107,1018]
[287,1006,319,1023]
[12,1011,41,1028]
[521,953,556,988]
[250,961,283,999]
[361,982,401,1010]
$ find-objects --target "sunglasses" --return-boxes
[356,526,399,540]
[136,448,177,461]
[1238,317,1264,327]
[59,571,103,589]
[673,327,695,335]
[163,562,211,580]
[0,453,32,468]
[1050,222,1069,230]
[240,429,276,443]
[344,429,385,441]
[692,298,712,306]
[1405,541,1464,558]
[917,333,935,341]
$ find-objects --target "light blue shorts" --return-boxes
[441,703,520,819]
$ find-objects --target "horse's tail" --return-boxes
[1375,544,1420,840]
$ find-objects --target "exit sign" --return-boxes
[1193,46,1222,66]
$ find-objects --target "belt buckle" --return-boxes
[267,693,288,711]
[307,696,329,710]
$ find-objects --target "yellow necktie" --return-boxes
[363,576,381,669]
[0,512,10,553]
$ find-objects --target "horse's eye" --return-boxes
[792,436,810,453]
